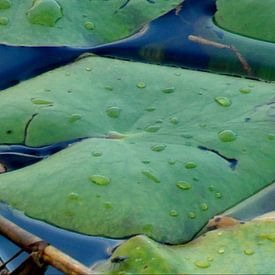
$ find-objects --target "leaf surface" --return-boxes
[0,56,274,243]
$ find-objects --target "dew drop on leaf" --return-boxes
[194,260,210,269]
[214,96,232,107]
[106,106,121,118]
[176,181,192,190]
[151,144,166,152]
[0,16,8,25]
[184,161,197,169]
[142,170,160,183]
[0,0,11,9]
[89,175,110,186]
[218,130,237,142]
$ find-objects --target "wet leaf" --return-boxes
[93,213,275,274]
[215,0,275,43]
[0,56,274,243]
[0,0,180,46]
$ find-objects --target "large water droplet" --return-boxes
[218,248,225,254]
[145,106,156,112]
[215,192,222,199]
[243,248,254,256]
[200,203,208,211]
[89,175,110,186]
[258,233,275,242]
[106,106,121,118]
[194,260,210,269]
[0,0,11,9]
[240,88,251,94]
[162,87,175,94]
[31,98,53,105]
[218,130,237,142]
[208,185,215,191]
[105,85,113,91]
[67,192,80,200]
[185,161,197,169]
[92,151,102,157]
[215,96,231,107]
[137,82,146,89]
[26,0,63,27]
[176,181,192,190]
[84,21,95,30]
[142,170,160,183]
[169,210,179,217]
[144,125,161,133]
[0,16,8,25]
[103,201,112,209]
[188,212,196,219]
[169,117,179,125]
[151,144,166,152]
[68,114,82,123]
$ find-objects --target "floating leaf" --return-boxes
[215,0,275,43]
[0,56,274,243]
[93,214,275,274]
[0,0,181,46]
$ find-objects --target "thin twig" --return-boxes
[0,215,93,275]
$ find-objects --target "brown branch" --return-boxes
[188,35,253,76]
[0,215,93,275]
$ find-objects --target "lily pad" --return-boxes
[0,0,180,46]
[93,214,275,274]
[215,0,275,43]
[0,56,274,243]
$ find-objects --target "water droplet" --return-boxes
[84,21,94,30]
[215,192,222,199]
[107,131,125,139]
[200,203,208,211]
[169,210,179,217]
[243,248,254,256]
[89,175,110,186]
[31,98,53,105]
[194,260,210,269]
[85,67,92,71]
[215,96,231,107]
[208,185,215,191]
[67,192,80,200]
[68,114,82,123]
[142,160,150,164]
[176,181,192,190]
[188,212,196,219]
[145,106,156,112]
[151,144,166,152]
[217,232,223,236]
[218,130,237,142]
[258,233,275,242]
[92,151,102,157]
[142,170,160,183]
[168,159,176,165]
[181,134,193,139]
[0,16,8,25]
[240,88,251,94]
[0,0,11,9]
[185,161,197,169]
[162,87,175,94]
[137,82,146,89]
[105,85,113,91]
[144,125,160,133]
[155,119,163,124]
[106,106,121,118]
[218,248,225,254]
[174,72,181,76]
[103,201,112,209]
[207,256,214,262]
[169,117,179,125]
[26,0,63,27]
[267,134,275,141]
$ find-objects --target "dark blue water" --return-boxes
[0,0,274,273]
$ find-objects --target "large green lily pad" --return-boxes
[93,214,275,274]
[215,0,275,43]
[0,0,180,46]
[0,56,274,243]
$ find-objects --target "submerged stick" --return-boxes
[0,215,92,275]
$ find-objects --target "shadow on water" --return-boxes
[0,203,121,274]
[1,0,275,91]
